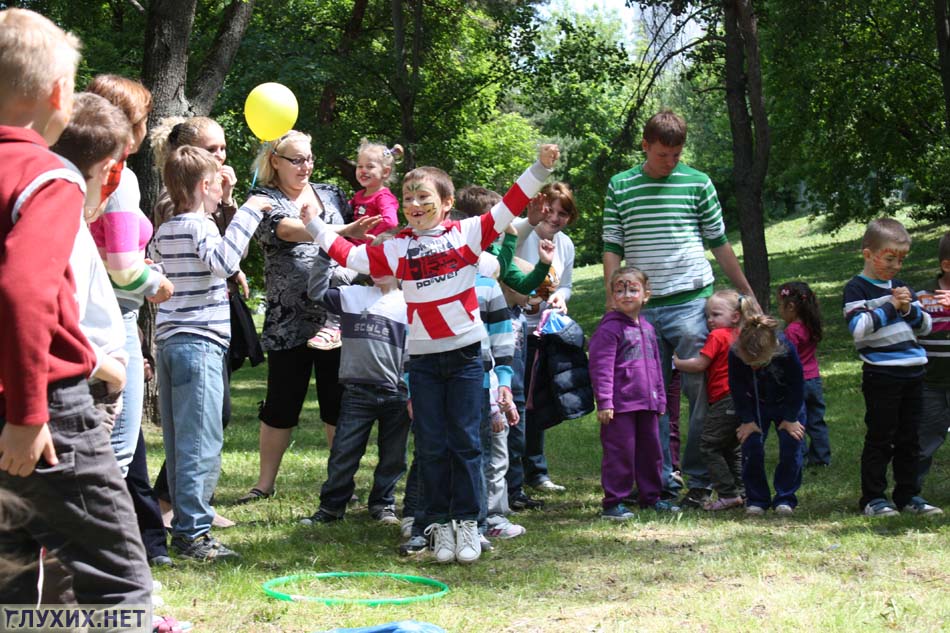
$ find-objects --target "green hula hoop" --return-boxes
[262,571,449,606]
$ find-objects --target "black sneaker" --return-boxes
[171,534,240,562]
[509,492,544,511]
[398,534,429,556]
[300,509,343,526]
[679,488,712,509]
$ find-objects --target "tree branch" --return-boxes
[125,0,145,13]
[189,0,257,116]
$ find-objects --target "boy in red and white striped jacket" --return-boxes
[306,144,558,564]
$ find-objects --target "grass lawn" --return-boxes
[146,211,950,632]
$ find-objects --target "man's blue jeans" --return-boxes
[157,333,225,541]
[319,383,410,515]
[642,296,711,492]
[110,309,143,477]
[409,342,484,525]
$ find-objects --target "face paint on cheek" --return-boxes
[871,248,906,278]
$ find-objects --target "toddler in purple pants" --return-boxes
[589,267,680,520]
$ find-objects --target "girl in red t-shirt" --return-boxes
[674,289,757,510]
[307,139,404,351]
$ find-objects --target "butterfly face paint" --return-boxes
[612,274,648,318]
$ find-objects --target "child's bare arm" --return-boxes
[672,352,711,373]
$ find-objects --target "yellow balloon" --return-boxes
[244,83,299,141]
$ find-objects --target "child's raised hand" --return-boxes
[220,165,237,206]
[538,144,559,169]
[340,215,383,240]
[736,421,762,444]
[526,194,546,226]
[597,408,614,425]
[244,195,274,214]
[778,420,806,441]
[538,239,555,265]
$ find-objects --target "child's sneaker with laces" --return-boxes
[601,504,635,521]
[425,522,456,563]
[863,498,899,517]
[300,508,343,526]
[774,503,794,516]
[455,520,481,564]
[171,534,240,562]
[899,496,943,516]
[653,499,681,513]
[398,534,428,557]
[371,507,400,525]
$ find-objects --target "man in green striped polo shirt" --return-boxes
[601,109,755,507]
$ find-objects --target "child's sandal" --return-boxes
[234,487,274,505]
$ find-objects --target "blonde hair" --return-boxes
[709,289,759,323]
[85,74,152,128]
[862,216,911,251]
[735,314,784,366]
[150,116,220,173]
[357,138,404,185]
[251,130,312,188]
[163,146,219,214]
[609,265,649,291]
[0,9,81,109]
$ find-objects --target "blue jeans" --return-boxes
[319,383,410,515]
[110,309,143,477]
[802,377,831,465]
[641,296,710,492]
[408,342,484,525]
[741,411,805,509]
[157,333,225,541]
[506,310,529,497]
[918,383,950,488]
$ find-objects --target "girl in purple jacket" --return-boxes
[589,267,679,520]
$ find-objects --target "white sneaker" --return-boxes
[746,505,766,516]
[400,516,414,539]
[455,519,481,564]
[487,517,526,539]
[424,522,455,563]
[774,503,794,516]
[532,480,566,492]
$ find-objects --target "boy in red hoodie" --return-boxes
[0,8,151,608]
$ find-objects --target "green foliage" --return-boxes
[763,0,948,229]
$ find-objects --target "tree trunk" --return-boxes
[130,0,256,425]
[723,0,771,311]
[390,0,421,169]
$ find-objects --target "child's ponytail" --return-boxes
[735,313,783,365]
[357,138,404,184]
[777,281,823,342]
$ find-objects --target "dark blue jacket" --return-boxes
[728,334,805,424]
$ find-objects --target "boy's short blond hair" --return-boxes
[163,146,219,214]
[0,9,81,108]
[861,217,911,251]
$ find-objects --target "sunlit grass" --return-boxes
[146,211,950,632]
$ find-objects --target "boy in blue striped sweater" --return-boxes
[152,146,271,560]
[843,217,940,517]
